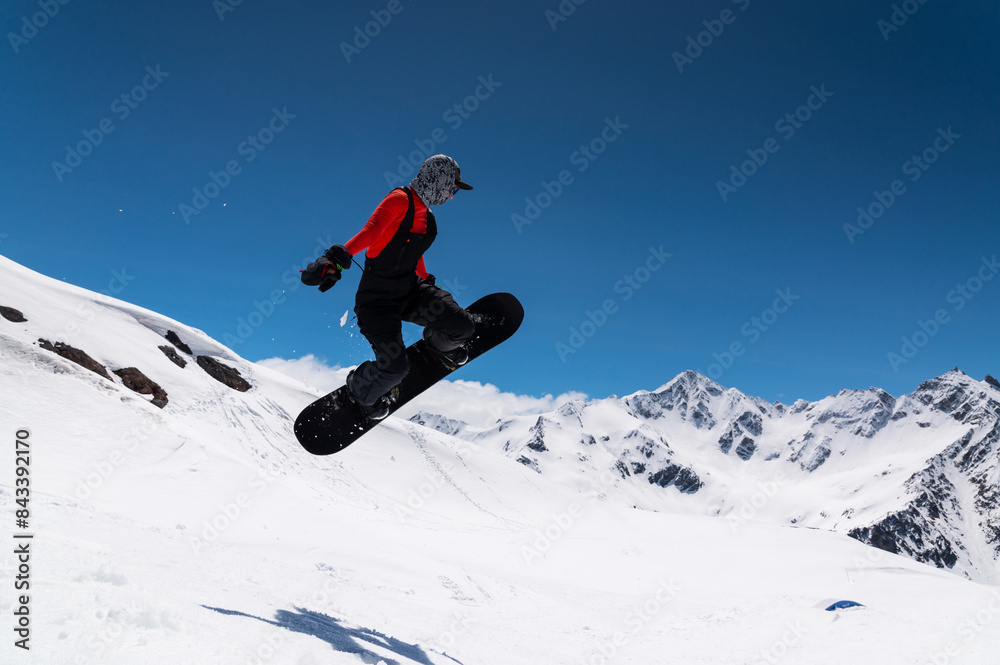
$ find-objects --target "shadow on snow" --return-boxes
[201,605,464,665]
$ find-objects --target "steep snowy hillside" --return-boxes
[3,254,1000,665]
[427,369,1000,583]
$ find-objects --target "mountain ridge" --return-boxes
[417,366,1000,583]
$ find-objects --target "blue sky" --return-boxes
[2,0,998,404]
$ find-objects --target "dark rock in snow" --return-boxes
[624,430,659,458]
[114,367,169,408]
[0,306,26,323]
[849,507,960,570]
[802,439,832,472]
[526,437,548,453]
[158,345,187,368]
[648,463,703,493]
[816,389,896,438]
[408,412,468,437]
[718,424,735,454]
[196,356,251,392]
[516,456,539,473]
[526,417,549,452]
[165,330,193,355]
[37,339,111,380]
[953,422,999,473]
[737,410,763,437]
[734,437,757,461]
[628,371,720,429]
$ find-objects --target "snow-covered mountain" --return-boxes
[418,369,1000,583]
[3,253,1000,665]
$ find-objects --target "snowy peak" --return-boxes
[408,411,471,437]
[434,367,1000,582]
[910,368,1000,426]
[627,370,726,428]
[0,255,282,418]
[810,387,897,439]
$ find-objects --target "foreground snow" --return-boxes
[1,254,999,664]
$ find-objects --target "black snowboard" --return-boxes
[294,292,523,455]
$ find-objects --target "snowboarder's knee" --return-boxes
[376,350,409,378]
[456,312,475,341]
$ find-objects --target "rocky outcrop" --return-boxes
[196,356,251,392]
[37,339,111,380]
[628,370,722,429]
[848,462,964,571]
[114,367,168,408]
[734,437,757,461]
[408,412,468,437]
[0,306,26,323]
[525,417,550,452]
[165,330,192,355]
[158,345,187,368]
[815,388,896,438]
[649,463,703,494]
[37,339,170,408]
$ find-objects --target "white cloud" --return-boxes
[399,379,587,428]
[256,354,350,394]
[256,355,585,428]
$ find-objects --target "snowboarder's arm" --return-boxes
[343,190,409,257]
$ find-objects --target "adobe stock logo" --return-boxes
[556,246,671,363]
[512,117,628,234]
[699,288,799,380]
[51,66,170,182]
[213,0,246,21]
[545,0,588,31]
[844,126,960,244]
[716,85,834,202]
[878,0,930,41]
[339,0,415,63]
[672,0,752,74]
[887,255,998,372]
[7,0,72,54]
[383,75,501,187]
[178,107,295,224]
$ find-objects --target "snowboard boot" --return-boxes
[421,340,469,371]
[346,370,391,422]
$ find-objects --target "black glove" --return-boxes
[324,245,352,271]
[301,257,341,292]
[318,274,340,293]
[422,273,436,287]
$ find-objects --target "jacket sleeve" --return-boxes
[343,190,408,257]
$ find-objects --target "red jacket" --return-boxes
[344,189,430,279]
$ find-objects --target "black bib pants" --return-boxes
[348,187,475,407]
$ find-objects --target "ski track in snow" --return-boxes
[405,422,527,530]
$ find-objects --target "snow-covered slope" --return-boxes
[2,254,1000,665]
[430,369,1000,583]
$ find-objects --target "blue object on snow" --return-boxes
[825,600,864,611]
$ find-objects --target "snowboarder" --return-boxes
[301,154,476,421]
